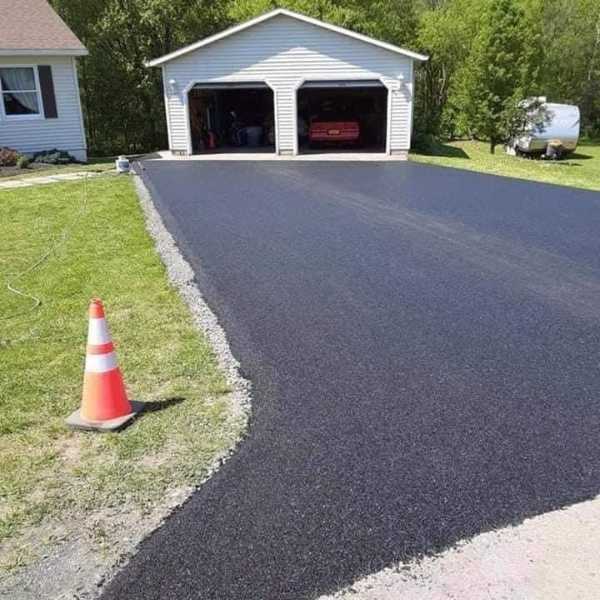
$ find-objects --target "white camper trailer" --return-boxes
[509,98,580,159]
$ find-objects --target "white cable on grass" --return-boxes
[1,174,90,322]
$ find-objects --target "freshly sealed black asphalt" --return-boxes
[104,161,600,599]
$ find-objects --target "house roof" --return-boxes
[0,0,87,56]
[146,8,428,67]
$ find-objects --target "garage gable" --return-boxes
[147,9,427,67]
[157,14,419,84]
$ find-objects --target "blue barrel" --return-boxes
[245,126,263,147]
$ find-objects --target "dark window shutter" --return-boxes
[38,66,58,119]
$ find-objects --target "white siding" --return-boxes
[162,15,414,155]
[0,56,87,161]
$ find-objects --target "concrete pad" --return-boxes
[152,150,407,162]
[319,497,600,600]
[56,173,86,180]
[32,177,59,184]
[66,401,145,432]
[0,171,102,190]
[0,180,31,188]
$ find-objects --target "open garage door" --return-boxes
[297,80,388,154]
[189,83,275,154]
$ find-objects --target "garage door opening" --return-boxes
[188,83,275,154]
[297,81,388,154]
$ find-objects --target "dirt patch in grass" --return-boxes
[0,175,250,598]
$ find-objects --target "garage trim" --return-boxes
[300,80,385,89]
[183,79,278,155]
[292,76,392,156]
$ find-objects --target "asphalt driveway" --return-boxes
[104,161,600,600]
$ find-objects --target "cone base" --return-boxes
[66,401,145,432]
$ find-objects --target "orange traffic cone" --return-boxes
[66,298,143,431]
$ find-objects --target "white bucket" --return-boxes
[115,155,130,173]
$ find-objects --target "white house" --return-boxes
[0,0,88,161]
[147,9,427,158]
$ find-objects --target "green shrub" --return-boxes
[0,147,20,167]
[411,133,441,155]
[33,149,76,165]
[17,155,31,169]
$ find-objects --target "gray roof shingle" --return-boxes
[0,0,87,55]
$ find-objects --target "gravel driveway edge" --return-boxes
[134,173,252,423]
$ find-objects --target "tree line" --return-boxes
[50,0,600,156]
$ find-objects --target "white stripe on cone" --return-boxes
[85,351,118,373]
[87,317,112,345]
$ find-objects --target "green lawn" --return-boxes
[0,174,246,571]
[410,140,600,192]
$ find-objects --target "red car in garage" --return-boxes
[308,120,360,145]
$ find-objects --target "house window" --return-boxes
[0,67,41,117]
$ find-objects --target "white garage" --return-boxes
[147,9,427,158]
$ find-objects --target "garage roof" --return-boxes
[146,8,428,67]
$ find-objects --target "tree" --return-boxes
[228,0,382,33]
[50,0,230,155]
[414,0,481,139]
[450,0,542,153]
[537,0,600,137]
